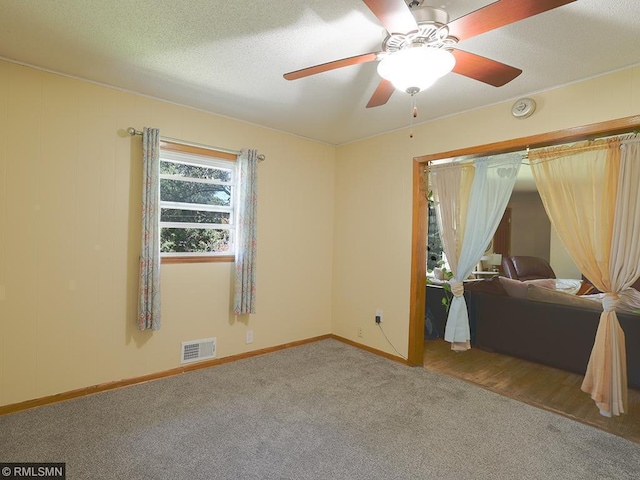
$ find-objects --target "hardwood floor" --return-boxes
[423,338,640,444]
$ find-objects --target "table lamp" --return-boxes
[489,254,502,273]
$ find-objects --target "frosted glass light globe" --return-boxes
[377,47,456,93]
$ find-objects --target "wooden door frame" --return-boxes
[407,114,640,365]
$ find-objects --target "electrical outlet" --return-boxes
[246,330,254,344]
[375,309,383,324]
[357,326,364,338]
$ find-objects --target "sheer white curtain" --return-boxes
[431,154,521,350]
[530,136,640,416]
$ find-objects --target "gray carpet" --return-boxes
[1,339,638,479]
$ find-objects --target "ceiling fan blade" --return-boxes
[448,0,577,42]
[451,49,522,87]
[362,0,419,35]
[366,79,395,108]
[284,52,379,80]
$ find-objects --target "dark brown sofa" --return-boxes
[473,291,640,389]
[426,280,640,389]
[502,254,640,291]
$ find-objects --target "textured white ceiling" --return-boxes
[0,0,639,145]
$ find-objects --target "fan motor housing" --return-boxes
[382,7,456,53]
[410,5,449,25]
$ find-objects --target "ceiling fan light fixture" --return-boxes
[377,47,455,94]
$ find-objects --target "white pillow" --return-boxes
[554,278,583,295]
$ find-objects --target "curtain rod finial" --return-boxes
[127,127,141,136]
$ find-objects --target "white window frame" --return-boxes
[159,149,237,257]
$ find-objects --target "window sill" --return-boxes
[162,255,234,264]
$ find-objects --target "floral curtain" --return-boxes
[138,127,161,330]
[233,149,259,315]
[530,136,640,416]
[430,154,521,350]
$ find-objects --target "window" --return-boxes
[427,193,444,271]
[159,147,237,259]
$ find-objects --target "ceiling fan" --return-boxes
[284,0,577,108]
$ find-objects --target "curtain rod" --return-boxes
[427,130,640,168]
[523,130,639,160]
[127,127,265,161]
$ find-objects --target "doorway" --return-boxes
[407,114,640,365]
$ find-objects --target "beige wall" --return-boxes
[333,66,640,358]
[332,133,415,355]
[2,59,639,406]
[550,226,582,279]
[507,188,581,278]
[508,191,551,262]
[0,60,336,407]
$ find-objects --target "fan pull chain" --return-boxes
[408,88,419,139]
